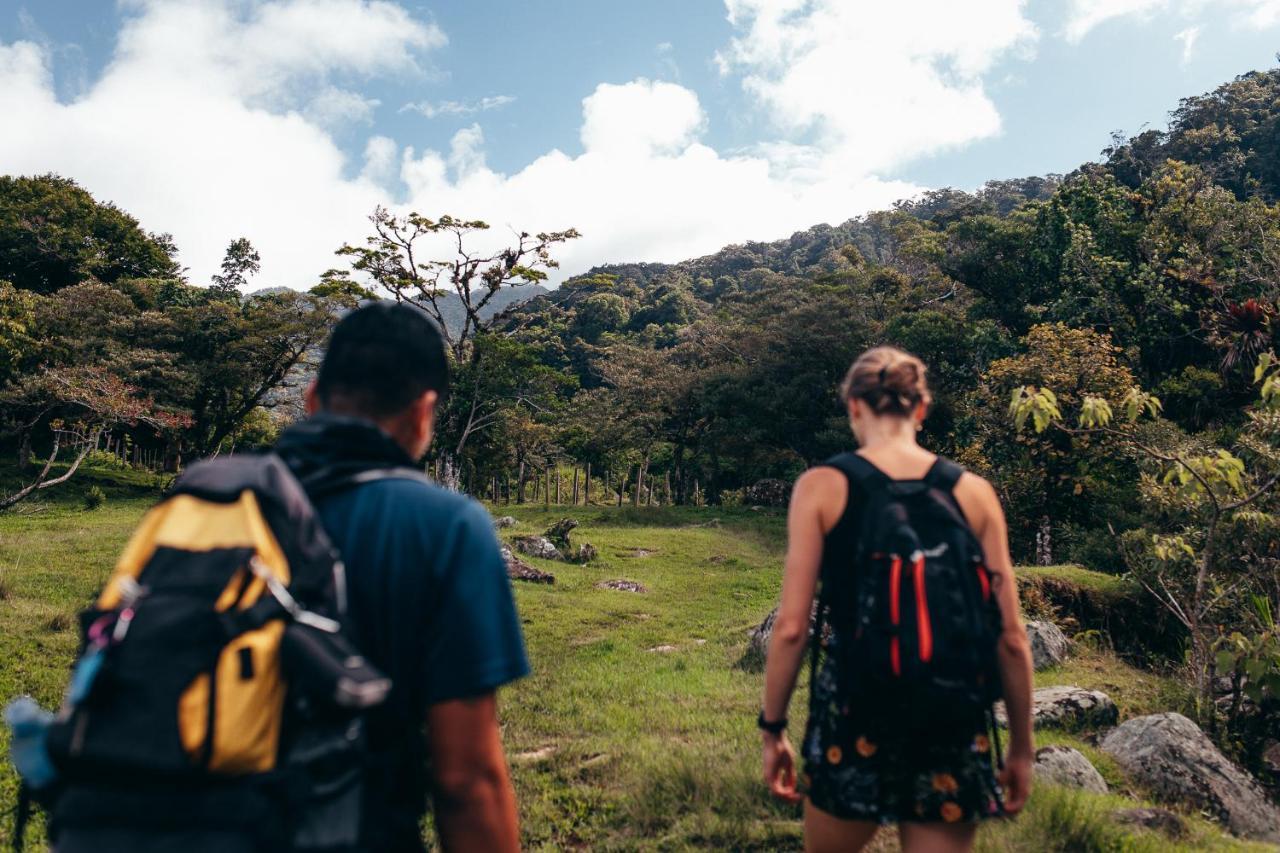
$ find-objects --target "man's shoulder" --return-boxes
[355,475,492,530]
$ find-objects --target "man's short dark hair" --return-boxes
[315,302,449,418]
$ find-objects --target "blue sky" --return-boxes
[1,1,1278,288]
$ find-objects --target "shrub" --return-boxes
[83,485,106,510]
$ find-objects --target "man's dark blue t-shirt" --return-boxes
[316,478,529,710]
[275,414,528,849]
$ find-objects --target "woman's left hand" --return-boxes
[762,732,803,804]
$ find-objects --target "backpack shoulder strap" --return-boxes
[823,452,891,495]
[923,457,964,493]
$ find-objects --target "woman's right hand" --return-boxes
[762,731,803,804]
[999,750,1033,815]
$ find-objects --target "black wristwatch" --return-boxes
[757,710,787,735]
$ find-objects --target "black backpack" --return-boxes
[9,454,403,852]
[819,454,1004,748]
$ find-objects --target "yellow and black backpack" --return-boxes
[34,453,392,850]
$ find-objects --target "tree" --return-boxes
[337,207,580,363]
[209,237,261,299]
[1009,355,1280,713]
[0,365,187,510]
[966,324,1140,563]
[0,174,180,293]
[174,290,333,458]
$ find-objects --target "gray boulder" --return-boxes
[512,535,562,561]
[501,546,555,584]
[996,686,1118,730]
[1034,745,1107,793]
[571,543,599,564]
[738,603,819,672]
[543,518,579,549]
[493,515,518,529]
[1112,807,1187,839]
[1100,712,1280,843]
[1025,620,1069,670]
[596,579,648,593]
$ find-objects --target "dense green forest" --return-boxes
[4,66,1280,757]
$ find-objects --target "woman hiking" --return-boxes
[759,346,1034,852]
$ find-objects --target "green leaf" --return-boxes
[1216,650,1237,673]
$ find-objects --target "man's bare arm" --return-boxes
[426,693,520,851]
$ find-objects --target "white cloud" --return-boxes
[304,86,380,127]
[0,1,439,288]
[1064,0,1165,43]
[400,95,515,119]
[1066,0,1280,41]
[1174,26,1201,62]
[580,79,704,156]
[0,0,1044,290]
[717,0,1038,176]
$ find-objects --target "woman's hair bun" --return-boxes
[839,346,932,417]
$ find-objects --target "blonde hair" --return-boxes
[839,346,932,417]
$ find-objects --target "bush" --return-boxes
[84,449,130,471]
[744,478,790,508]
[83,485,106,510]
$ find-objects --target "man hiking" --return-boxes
[41,307,527,853]
[275,302,528,851]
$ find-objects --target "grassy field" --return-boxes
[0,464,1270,851]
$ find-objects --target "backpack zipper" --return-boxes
[913,552,933,664]
[889,555,902,677]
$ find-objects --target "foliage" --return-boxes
[82,485,106,510]
[0,174,179,294]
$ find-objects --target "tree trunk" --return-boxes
[16,428,33,473]
[517,459,526,504]
[572,467,579,505]
[1036,516,1052,566]
[544,466,550,508]
[555,467,561,505]
[618,468,627,507]
[585,463,592,505]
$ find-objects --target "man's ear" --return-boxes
[304,380,321,416]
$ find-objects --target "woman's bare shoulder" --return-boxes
[952,469,1002,525]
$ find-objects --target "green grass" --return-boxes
[1016,565,1131,597]
[0,478,1265,851]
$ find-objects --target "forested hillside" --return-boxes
[4,68,1280,782]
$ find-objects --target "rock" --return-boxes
[647,644,677,653]
[571,543,599,564]
[620,548,657,558]
[1261,740,1280,775]
[738,603,819,672]
[596,579,648,593]
[1100,712,1280,842]
[501,546,555,584]
[1034,745,1107,793]
[543,518,579,549]
[493,515,518,529]
[1112,807,1187,839]
[995,686,1118,730]
[512,535,562,561]
[511,745,557,764]
[1026,620,1069,670]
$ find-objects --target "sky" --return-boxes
[0,1,1278,290]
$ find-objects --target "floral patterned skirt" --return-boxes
[802,659,1004,824]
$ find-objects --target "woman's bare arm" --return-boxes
[763,467,843,721]
[760,467,844,802]
[955,473,1035,812]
